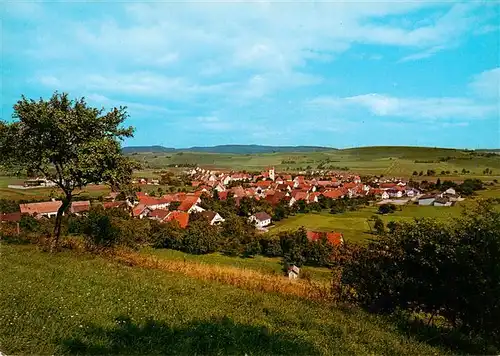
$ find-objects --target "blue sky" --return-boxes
[2,1,499,148]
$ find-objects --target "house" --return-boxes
[0,212,22,223]
[200,210,225,225]
[70,200,90,215]
[165,211,190,228]
[288,265,300,280]
[381,191,390,200]
[406,188,420,197]
[138,196,170,210]
[249,212,272,229]
[322,189,345,200]
[265,191,286,206]
[387,188,403,198]
[19,201,62,218]
[418,194,436,206]
[148,209,170,222]
[132,204,151,219]
[307,230,344,246]
[178,196,202,213]
[444,187,457,196]
[103,201,129,210]
[434,197,453,207]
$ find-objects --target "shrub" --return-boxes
[83,209,120,249]
[182,219,221,255]
[337,202,500,340]
[377,204,396,215]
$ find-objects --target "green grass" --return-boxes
[0,244,453,355]
[129,147,500,179]
[272,205,464,243]
[142,248,332,282]
[0,176,110,201]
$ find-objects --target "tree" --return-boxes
[0,92,137,251]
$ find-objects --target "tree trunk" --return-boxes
[51,196,72,252]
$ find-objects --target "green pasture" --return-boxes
[0,244,457,355]
[142,248,332,282]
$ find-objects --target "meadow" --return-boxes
[141,248,333,282]
[0,243,475,355]
[271,204,465,243]
[129,146,500,180]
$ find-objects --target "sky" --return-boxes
[2,1,499,149]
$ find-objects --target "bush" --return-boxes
[377,204,396,215]
[83,209,120,249]
[260,236,282,257]
[182,219,221,255]
[337,202,500,340]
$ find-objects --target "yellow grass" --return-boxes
[112,249,332,302]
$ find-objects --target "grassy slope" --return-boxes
[272,205,464,243]
[0,176,110,201]
[142,248,332,282]
[130,146,500,179]
[0,244,445,355]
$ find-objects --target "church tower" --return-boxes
[269,166,275,181]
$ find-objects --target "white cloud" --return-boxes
[470,67,500,99]
[16,1,491,102]
[399,45,448,62]
[309,93,497,120]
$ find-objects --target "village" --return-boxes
[1,166,465,246]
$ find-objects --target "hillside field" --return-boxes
[0,244,463,355]
[128,146,500,180]
[271,204,465,243]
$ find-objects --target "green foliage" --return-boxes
[337,202,500,341]
[0,92,138,248]
[377,204,396,215]
[0,199,19,213]
[83,209,120,249]
[182,219,222,255]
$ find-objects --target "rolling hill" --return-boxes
[123,144,334,154]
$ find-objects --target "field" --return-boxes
[142,248,333,282]
[0,244,467,355]
[129,146,500,180]
[0,176,111,201]
[272,204,467,243]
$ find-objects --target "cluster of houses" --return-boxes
[2,167,462,231]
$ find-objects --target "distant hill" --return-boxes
[122,146,177,154]
[123,144,334,154]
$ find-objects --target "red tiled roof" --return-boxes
[265,191,286,206]
[292,191,308,201]
[307,231,322,241]
[322,190,344,199]
[326,232,344,246]
[70,200,90,213]
[218,191,229,200]
[132,204,148,217]
[103,201,127,209]
[165,211,189,228]
[0,212,22,222]
[19,201,62,215]
[255,181,272,188]
[307,230,344,246]
[178,196,199,212]
[343,182,357,189]
[380,183,397,189]
[149,209,170,220]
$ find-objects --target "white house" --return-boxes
[288,265,300,280]
[19,200,62,218]
[249,212,272,229]
[381,191,390,200]
[444,187,457,196]
[201,211,225,225]
[418,195,436,206]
